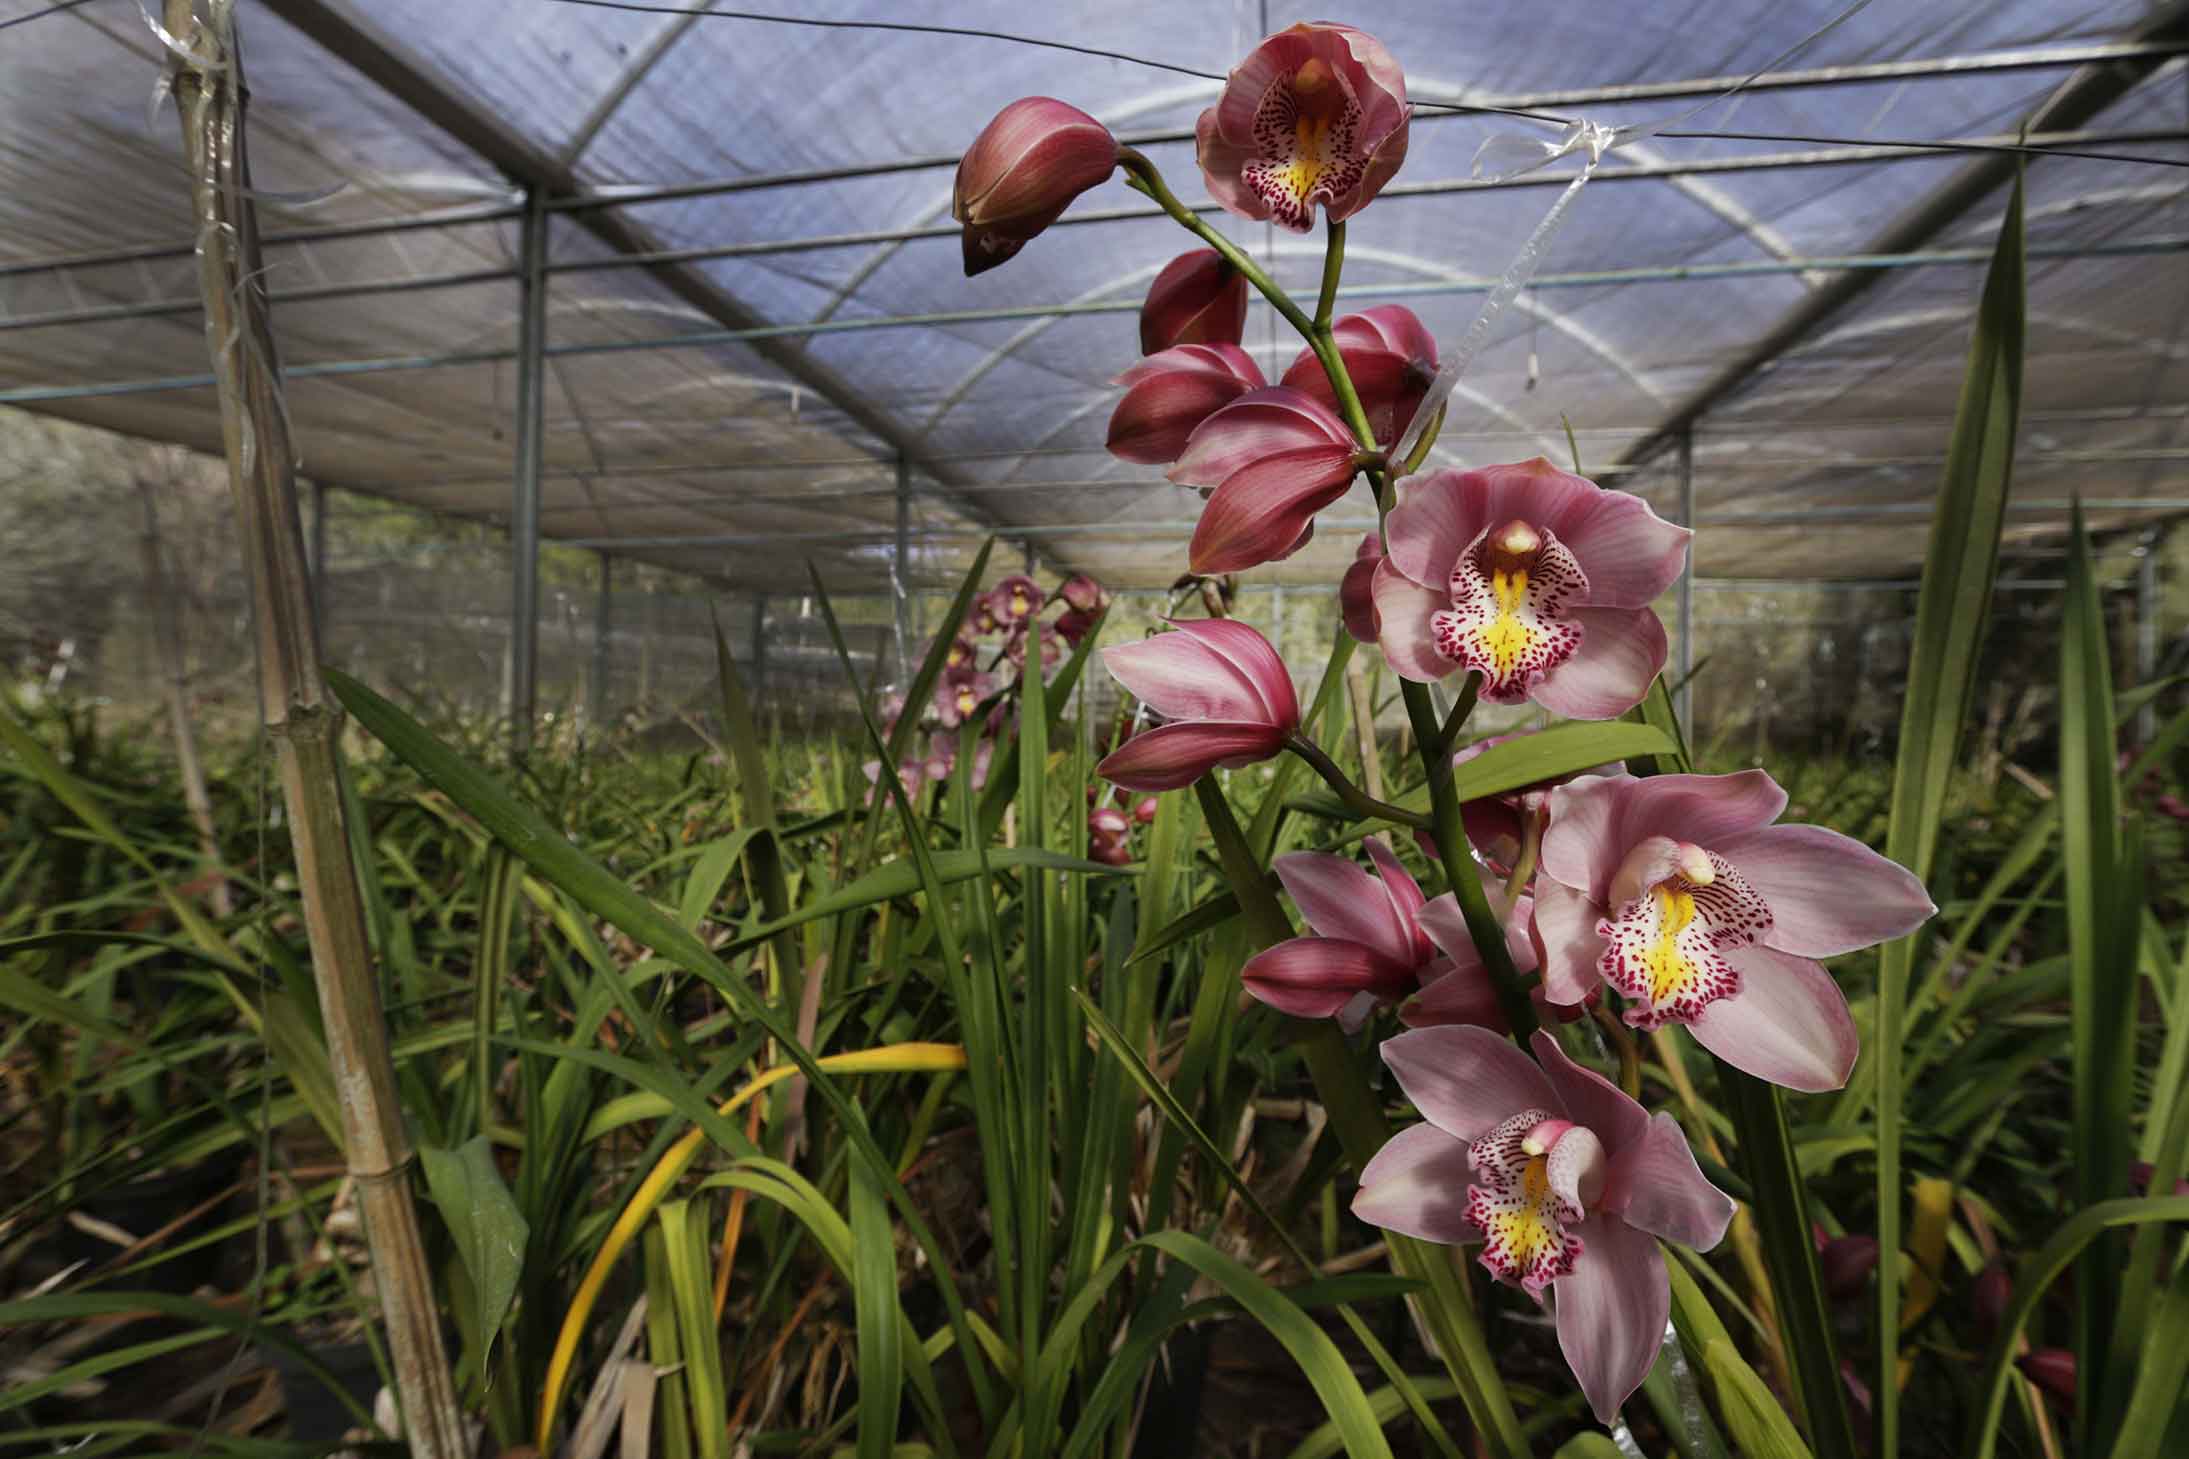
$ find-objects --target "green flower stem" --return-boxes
[1315,220,1347,330]
[1431,672,1481,761]
[1118,149,1313,338]
[1284,733,1433,832]
[1399,679,1540,1041]
[1193,774,1532,1459]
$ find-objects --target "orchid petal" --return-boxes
[1686,943,1858,1092]
[1361,836,1430,941]
[1381,1024,1558,1141]
[1385,470,1491,594]
[1401,961,1507,1030]
[1274,851,1414,962]
[1539,774,1633,911]
[1241,936,1417,1018]
[1618,770,1789,855]
[1101,632,1263,723]
[1351,1121,1480,1244]
[1175,617,1299,727]
[1189,444,1361,575]
[1605,1113,1736,1251]
[1169,387,1352,488]
[1094,720,1285,791]
[1529,878,1606,1006]
[1716,824,1936,957]
[1553,1215,1668,1425]
[1106,368,1257,465]
[1371,558,1456,683]
[1530,1029,1649,1155]
[1528,605,1667,721]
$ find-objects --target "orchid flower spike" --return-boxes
[1241,839,1516,1032]
[1197,22,1410,232]
[1535,770,1936,1091]
[1096,618,1298,791]
[1372,460,1690,718]
[1356,1025,1736,1423]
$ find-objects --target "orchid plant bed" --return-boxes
[3,17,2188,1459]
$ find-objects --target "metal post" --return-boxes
[2136,528,2161,744]
[1676,430,1697,731]
[309,478,329,630]
[509,188,548,755]
[591,550,612,730]
[892,453,912,680]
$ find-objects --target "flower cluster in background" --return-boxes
[867,571,1109,801]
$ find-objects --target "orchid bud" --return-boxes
[1282,306,1440,449]
[1092,840,1135,867]
[1133,796,1160,825]
[1054,608,1098,647]
[1098,619,1300,791]
[1108,344,1265,466]
[954,98,1119,276]
[1818,1235,1879,1300]
[2016,1349,2076,1405]
[1971,1264,2011,1336]
[1089,807,1131,839]
[1340,532,1382,643]
[1140,249,1249,354]
[1171,388,1363,575]
[1058,572,1109,615]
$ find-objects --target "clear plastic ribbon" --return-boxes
[1391,0,1881,469]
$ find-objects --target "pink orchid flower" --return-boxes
[1058,572,1109,615]
[1282,305,1440,449]
[1241,839,1518,1031]
[1197,23,1411,232]
[1356,1025,1736,1423]
[1140,249,1250,355]
[1097,618,1298,791]
[943,635,978,671]
[987,574,1045,626]
[1339,531,1384,643]
[935,667,994,729]
[1536,770,1935,1091]
[954,98,1118,276]
[1108,344,1267,467]
[1372,460,1690,718]
[1172,387,1367,576]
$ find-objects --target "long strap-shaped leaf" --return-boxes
[1870,174,2024,1458]
[325,668,994,1442]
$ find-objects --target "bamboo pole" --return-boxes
[161,4,466,1452]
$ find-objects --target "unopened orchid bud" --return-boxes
[1133,796,1160,824]
[1098,619,1299,791]
[1818,1235,1879,1300]
[954,98,1119,276]
[1058,572,1109,615]
[1108,344,1265,466]
[1092,840,1135,867]
[1282,306,1439,449]
[1971,1264,2011,1336]
[1340,532,1382,644]
[1089,807,1130,839]
[2016,1349,2076,1405]
[1172,388,1361,575]
[1140,249,1249,354]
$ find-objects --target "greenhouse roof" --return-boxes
[2,0,2186,598]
